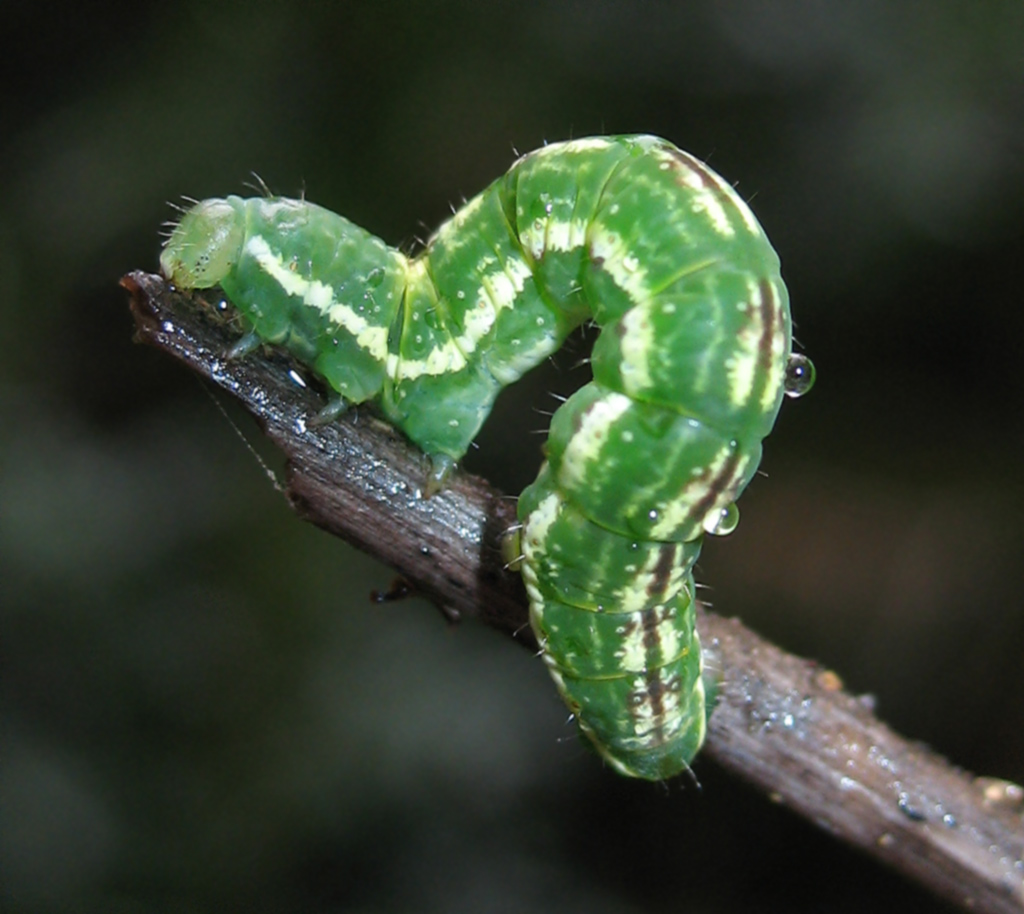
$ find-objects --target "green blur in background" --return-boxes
[2,2,1023,912]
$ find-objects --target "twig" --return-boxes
[122,271,1024,914]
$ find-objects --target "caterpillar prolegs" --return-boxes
[160,135,814,780]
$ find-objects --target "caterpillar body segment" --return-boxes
[160,134,808,779]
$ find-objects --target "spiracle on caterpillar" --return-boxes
[159,134,814,780]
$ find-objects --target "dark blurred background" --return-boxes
[3,1,1023,911]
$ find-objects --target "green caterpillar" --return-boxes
[160,135,813,780]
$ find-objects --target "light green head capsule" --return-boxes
[160,197,246,290]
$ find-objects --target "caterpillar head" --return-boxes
[160,197,245,290]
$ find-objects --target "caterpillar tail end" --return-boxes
[585,716,708,783]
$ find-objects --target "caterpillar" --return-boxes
[160,135,813,781]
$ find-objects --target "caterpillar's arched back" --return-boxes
[160,135,814,780]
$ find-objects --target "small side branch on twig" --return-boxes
[122,271,1024,914]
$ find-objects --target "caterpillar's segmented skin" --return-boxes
[161,135,813,780]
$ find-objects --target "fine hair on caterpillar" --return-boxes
[160,134,814,780]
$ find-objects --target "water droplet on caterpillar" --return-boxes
[703,502,740,536]
[784,353,815,398]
